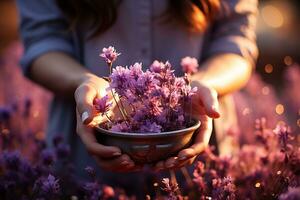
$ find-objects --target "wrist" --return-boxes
[190,77,218,99]
[190,73,212,89]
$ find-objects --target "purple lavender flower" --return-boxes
[154,109,168,125]
[212,177,236,200]
[55,143,71,159]
[161,178,178,200]
[279,187,300,200]
[150,60,165,73]
[123,90,137,104]
[181,56,199,75]
[132,109,146,122]
[99,46,120,65]
[136,70,157,93]
[41,149,56,166]
[52,135,64,147]
[163,61,175,80]
[181,84,198,99]
[83,182,99,192]
[174,77,186,88]
[129,62,143,79]
[83,181,101,200]
[19,158,36,179]
[40,174,60,194]
[111,122,130,132]
[110,66,131,96]
[159,85,170,99]
[169,91,181,108]
[0,106,11,121]
[139,120,162,133]
[85,166,96,179]
[273,123,292,151]
[95,47,201,133]
[150,61,175,80]
[2,151,21,171]
[147,98,163,116]
[288,150,300,176]
[93,95,112,115]
[177,115,184,123]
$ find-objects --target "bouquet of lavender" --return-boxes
[94,46,198,133]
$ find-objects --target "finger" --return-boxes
[174,156,197,169]
[177,148,197,161]
[76,111,122,158]
[96,154,137,172]
[75,84,98,124]
[153,161,165,172]
[164,156,178,169]
[200,87,220,118]
[128,165,144,172]
[79,130,122,158]
[178,116,212,160]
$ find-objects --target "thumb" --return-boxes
[201,88,220,118]
[75,84,98,124]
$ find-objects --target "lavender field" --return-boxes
[0,0,300,199]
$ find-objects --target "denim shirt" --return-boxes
[16,0,258,192]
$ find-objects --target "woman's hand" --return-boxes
[74,74,140,172]
[153,80,220,171]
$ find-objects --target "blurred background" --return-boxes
[0,0,299,148]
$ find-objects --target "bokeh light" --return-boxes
[33,110,39,118]
[277,171,282,175]
[264,64,273,73]
[275,104,285,115]
[284,56,293,66]
[262,86,270,95]
[261,5,284,28]
[2,129,10,135]
[242,108,251,116]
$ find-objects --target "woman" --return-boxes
[17,0,258,195]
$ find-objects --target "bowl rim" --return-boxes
[95,120,201,138]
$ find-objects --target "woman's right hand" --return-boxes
[74,74,140,172]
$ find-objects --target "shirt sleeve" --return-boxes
[205,0,259,65]
[16,0,75,76]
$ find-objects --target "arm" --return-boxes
[155,0,258,170]
[30,52,96,97]
[17,0,139,172]
[31,52,141,172]
[193,0,259,96]
[192,53,252,96]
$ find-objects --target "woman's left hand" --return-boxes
[153,80,220,171]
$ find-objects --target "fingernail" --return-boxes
[81,111,89,123]
[154,167,163,172]
[134,167,143,171]
[113,152,121,156]
[121,161,129,165]
[212,106,220,117]
[167,164,174,168]
[212,106,219,112]
[179,156,186,161]
[126,163,134,168]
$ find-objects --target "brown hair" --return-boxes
[56,0,220,36]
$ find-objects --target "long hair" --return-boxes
[56,0,220,36]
